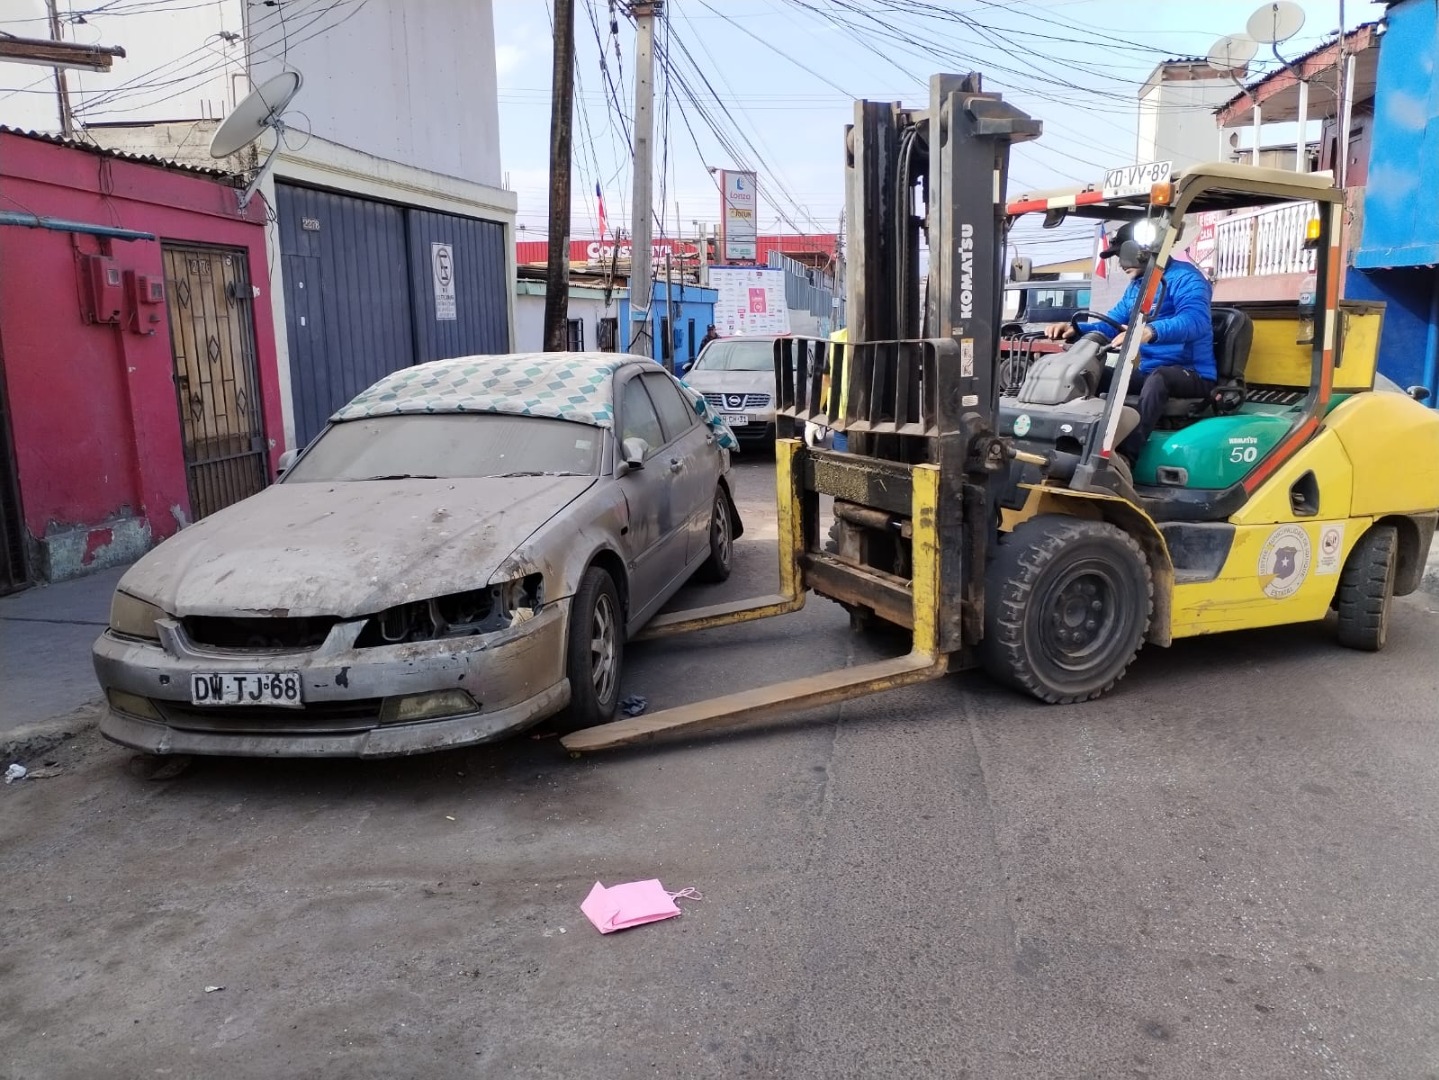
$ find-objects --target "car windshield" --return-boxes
[283,413,601,482]
[694,339,774,371]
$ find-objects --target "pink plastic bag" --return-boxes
[580,879,700,934]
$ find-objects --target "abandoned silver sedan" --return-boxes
[93,352,742,757]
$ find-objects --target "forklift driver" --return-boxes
[1042,222,1217,464]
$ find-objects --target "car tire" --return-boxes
[1335,524,1397,652]
[981,515,1152,704]
[696,486,735,583]
[557,567,623,732]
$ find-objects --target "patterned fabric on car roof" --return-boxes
[331,351,740,451]
[332,353,625,427]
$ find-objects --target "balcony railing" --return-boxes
[1212,201,1318,280]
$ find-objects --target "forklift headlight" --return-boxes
[109,592,164,642]
[1131,219,1161,247]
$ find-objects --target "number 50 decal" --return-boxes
[1230,445,1259,463]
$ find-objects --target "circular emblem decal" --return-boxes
[1013,413,1032,437]
[1258,524,1311,599]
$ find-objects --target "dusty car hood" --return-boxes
[120,476,596,619]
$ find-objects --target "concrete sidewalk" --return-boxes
[1,566,126,737]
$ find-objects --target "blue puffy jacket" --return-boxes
[1079,260,1217,381]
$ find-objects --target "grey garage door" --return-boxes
[277,185,512,448]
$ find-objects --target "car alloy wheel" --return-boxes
[590,590,619,703]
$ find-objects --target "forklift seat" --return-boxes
[1127,306,1253,419]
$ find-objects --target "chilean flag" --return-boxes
[1093,222,1109,280]
[596,182,608,240]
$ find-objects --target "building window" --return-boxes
[598,317,618,352]
[661,316,672,364]
[687,319,696,364]
[567,319,584,351]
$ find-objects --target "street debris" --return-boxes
[204,985,224,994]
[26,765,64,779]
[580,879,702,934]
[4,764,27,783]
[620,696,649,717]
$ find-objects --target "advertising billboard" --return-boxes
[719,169,758,262]
[710,266,790,336]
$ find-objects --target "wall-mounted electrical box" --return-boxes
[122,269,166,335]
[136,274,164,304]
[82,255,123,324]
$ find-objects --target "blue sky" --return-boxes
[493,0,1369,260]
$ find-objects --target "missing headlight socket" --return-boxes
[357,574,544,647]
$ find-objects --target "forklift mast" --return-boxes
[562,75,1046,752]
[783,75,1040,655]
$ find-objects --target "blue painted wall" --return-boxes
[1346,0,1439,402]
[1346,267,1439,395]
[618,282,718,372]
[1355,0,1439,268]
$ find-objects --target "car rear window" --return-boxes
[284,414,600,481]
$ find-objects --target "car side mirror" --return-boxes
[276,448,299,476]
[621,437,648,473]
[1407,385,1431,403]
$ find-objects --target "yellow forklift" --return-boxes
[562,73,1439,754]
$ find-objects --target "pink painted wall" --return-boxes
[0,132,282,577]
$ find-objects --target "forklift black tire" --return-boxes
[982,515,1152,704]
[556,567,623,733]
[696,486,736,583]
[1335,524,1397,652]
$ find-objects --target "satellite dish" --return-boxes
[1247,1,1305,45]
[1206,33,1258,72]
[208,70,302,209]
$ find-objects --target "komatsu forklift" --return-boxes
[562,73,1439,754]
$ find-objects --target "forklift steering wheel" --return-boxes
[1068,310,1127,338]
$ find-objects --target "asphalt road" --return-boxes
[4,455,1439,1079]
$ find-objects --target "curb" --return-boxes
[1,701,103,766]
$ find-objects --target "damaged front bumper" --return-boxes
[91,600,571,758]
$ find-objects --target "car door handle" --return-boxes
[669,458,683,473]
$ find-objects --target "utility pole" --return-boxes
[43,1,75,139]
[694,220,708,286]
[666,199,678,369]
[543,0,576,351]
[627,2,661,358]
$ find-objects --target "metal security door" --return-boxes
[0,341,28,594]
[164,246,268,520]
[277,184,416,447]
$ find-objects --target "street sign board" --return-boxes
[718,169,758,262]
[432,242,456,321]
[1102,160,1173,200]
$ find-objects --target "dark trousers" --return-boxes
[1098,364,1215,461]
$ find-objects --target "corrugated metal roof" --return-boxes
[1216,22,1382,114]
[0,125,243,183]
